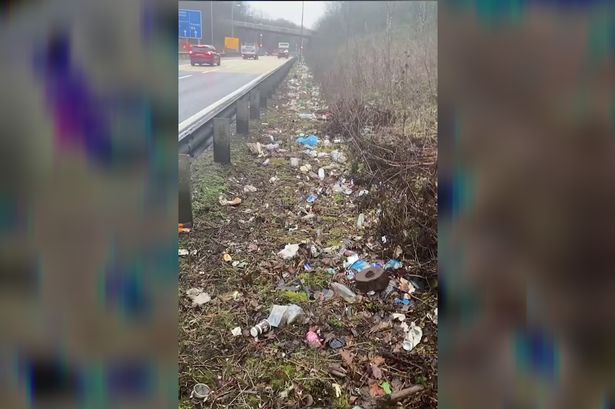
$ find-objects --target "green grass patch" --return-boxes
[191,157,227,218]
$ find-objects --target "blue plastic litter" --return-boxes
[306,194,317,203]
[349,259,369,272]
[394,298,411,306]
[296,134,318,148]
[384,259,403,270]
[345,270,355,280]
[304,263,313,271]
[372,263,383,269]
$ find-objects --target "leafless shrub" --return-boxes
[307,1,437,275]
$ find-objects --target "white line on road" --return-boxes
[202,69,220,74]
[178,75,192,80]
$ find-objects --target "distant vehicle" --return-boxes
[190,45,221,66]
[241,44,258,60]
[277,42,290,59]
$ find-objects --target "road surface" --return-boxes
[179,56,288,124]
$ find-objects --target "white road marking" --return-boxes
[179,75,192,80]
[202,69,220,74]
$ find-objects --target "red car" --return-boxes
[190,45,221,66]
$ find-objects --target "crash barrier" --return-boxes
[178,57,297,225]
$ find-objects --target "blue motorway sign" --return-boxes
[179,9,202,39]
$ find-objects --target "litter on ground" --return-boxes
[179,61,436,409]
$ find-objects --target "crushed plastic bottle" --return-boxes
[356,213,365,228]
[267,304,305,327]
[384,259,403,270]
[331,282,358,303]
[349,259,370,272]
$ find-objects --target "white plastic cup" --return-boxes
[192,383,210,399]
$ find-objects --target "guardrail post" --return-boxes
[236,97,249,135]
[213,117,231,164]
[250,90,260,120]
[261,80,269,109]
[178,154,193,225]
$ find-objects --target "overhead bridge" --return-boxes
[222,20,314,38]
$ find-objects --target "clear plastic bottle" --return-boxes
[330,282,358,303]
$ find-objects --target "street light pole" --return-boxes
[299,1,304,60]
[210,1,214,45]
[231,1,234,38]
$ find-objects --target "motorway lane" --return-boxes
[179,56,288,124]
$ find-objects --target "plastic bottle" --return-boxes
[330,282,358,303]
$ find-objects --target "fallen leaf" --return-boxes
[369,383,385,398]
[369,321,392,334]
[340,350,354,368]
[381,382,392,395]
[370,356,385,366]
[399,278,416,294]
[223,253,232,262]
[219,196,242,206]
[391,313,406,322]
[370,363,383,380]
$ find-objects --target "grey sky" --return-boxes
[245,1,330,29]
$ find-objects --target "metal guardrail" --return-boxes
[178,56,297,225]
[178,56,296,157]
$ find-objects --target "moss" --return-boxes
[320,215,338,223]
[255,282,277,304]
[298,271,330,290]
[270,363,300,391]
[243,358,303,393]
[189,366,216,387]
[415,375,428,386]
[327,317,345,329]
[213,309,235,329]
[333,391,351,409]
[333,194,346,205]
[281,291,309,305]
[178,398,191,409]
[324,239,343,248]
[269,158,288,167]
[245,395,261,407]
[323,226,347,244]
